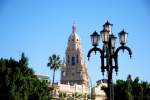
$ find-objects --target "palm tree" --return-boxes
[47,54,62,85]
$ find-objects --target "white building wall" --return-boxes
[58,83,89,94]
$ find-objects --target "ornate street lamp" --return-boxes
[90,31,100,46]
[110,35,117,49]
[118,30,128,45]
[100,29,110,43]
[87,21,132,100]
[103,20,113,35]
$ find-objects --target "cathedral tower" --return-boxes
[61,24,89,86]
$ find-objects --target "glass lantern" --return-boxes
[103,20,113,35]
[100,29,110,43]
[118,30,128,45]
[90,31,100,46]
[110,35,117,49]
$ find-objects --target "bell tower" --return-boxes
[61,23,89,86]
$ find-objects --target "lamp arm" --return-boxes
[87,47,105,73]
[114,45,132,73]
[114,56,118,74]
[114,45,132,59]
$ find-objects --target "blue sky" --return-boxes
[0,0,150,85]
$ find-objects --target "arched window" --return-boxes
[71,56,75,65]
[68,55,70,64]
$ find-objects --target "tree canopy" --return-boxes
[47,54,62,84]
[102,74,150,100]
[114,75,150,100]
[0,53,50,100]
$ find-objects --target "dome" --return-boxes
[68,23,80,42]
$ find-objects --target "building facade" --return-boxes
[92,79,107,100]
[60,24,89,86]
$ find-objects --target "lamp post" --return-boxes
[87,74,92,100]
[87,21,132,100]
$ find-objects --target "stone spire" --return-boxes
[67,23,81,50]
[61,24,89,86]
[72,22,76,34]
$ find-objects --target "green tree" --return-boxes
[114,75,150,100]
[0,53,50,100]
[47,54,62,85]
